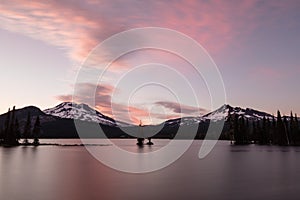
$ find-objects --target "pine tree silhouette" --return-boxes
[276,111,288,145]
[233,114,240,144]
[14,118,21,143]
[283,116,290,145]
[290,111,296,145]
[0,128,3,143]
[266,117,271,144]
[23,112,31,144]
[295,113,300,145]
[260,116,268,145]
[32,116,41,145]
[256,119,262,144]
[245,118,250,143]
[271,116,276,144]
[240,116,245,143]
[8,106,17,145]
[252,120,257,144]
[1,107,19,146]
[228,114,235,144]
[3,108,11,144]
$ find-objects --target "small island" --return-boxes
[136,120,154,146]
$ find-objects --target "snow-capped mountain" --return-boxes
[0,103,292,139]
[43,102,129,127]
[203,104,274,121]
[43,102,275,128]
[164,104,274,127]
[202,104,229,122]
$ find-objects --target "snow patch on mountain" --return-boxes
[204,104,274,121]
[164,104,275,127]
[203,104,228,122]
[43,102,122,126]
[164,116,204,127]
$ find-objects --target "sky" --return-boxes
[0,0,300,124]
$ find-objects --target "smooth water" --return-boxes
[1,139,300,200]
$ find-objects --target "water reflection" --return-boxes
[1,140,300,200]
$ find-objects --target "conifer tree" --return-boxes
[23,112,31,144]
[233,114,241,144]
[271,115,276,144]
[252,120,257,143]
[260,116,267,144]
[295,113,300,145]
[266,117,271,144]
[276,111,288,145]
[0,127,3,143]
[4,108,11,144]
[256,119,262,144]
[283,116,290,145]
[260,116,271,145]
[239,116,246,144]
[245,118,250,143]
[15,118,21,143]
[8,106,17,145]
[32,116,41,145]
[290,111,295,145]
[228,114,235,144]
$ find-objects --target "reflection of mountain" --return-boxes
[0,102,285,139]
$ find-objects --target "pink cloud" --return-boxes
[56,82,148,124]
[56,95,72,102]
[0,0,119,62]
[155,101,207,115]
[56,82,205,124]
[2,0,299,122]
[1,0,297,65]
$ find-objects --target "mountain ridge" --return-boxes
[0,102,288,127]
[163,104,276,127]
[0,102,296,139]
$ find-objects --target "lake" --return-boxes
[1,139,300,200]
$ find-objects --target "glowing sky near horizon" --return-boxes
[0,0,300,124]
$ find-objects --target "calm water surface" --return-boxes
[1,139,300,200]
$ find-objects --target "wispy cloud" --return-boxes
[2,0,295,64]
[56,82,206,124]
[0,0,122,63]
[56,83,115,110]
[155,101,207,115]
[2,0,299,121]
[56,82,148,124]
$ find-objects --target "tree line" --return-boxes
[0,106,41,146]
[229,110,300,146]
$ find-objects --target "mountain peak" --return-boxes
[43,102,117,126]
[204,104,274,121]
[163,104,276,128]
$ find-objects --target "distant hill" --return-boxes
[0,106,56,128]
